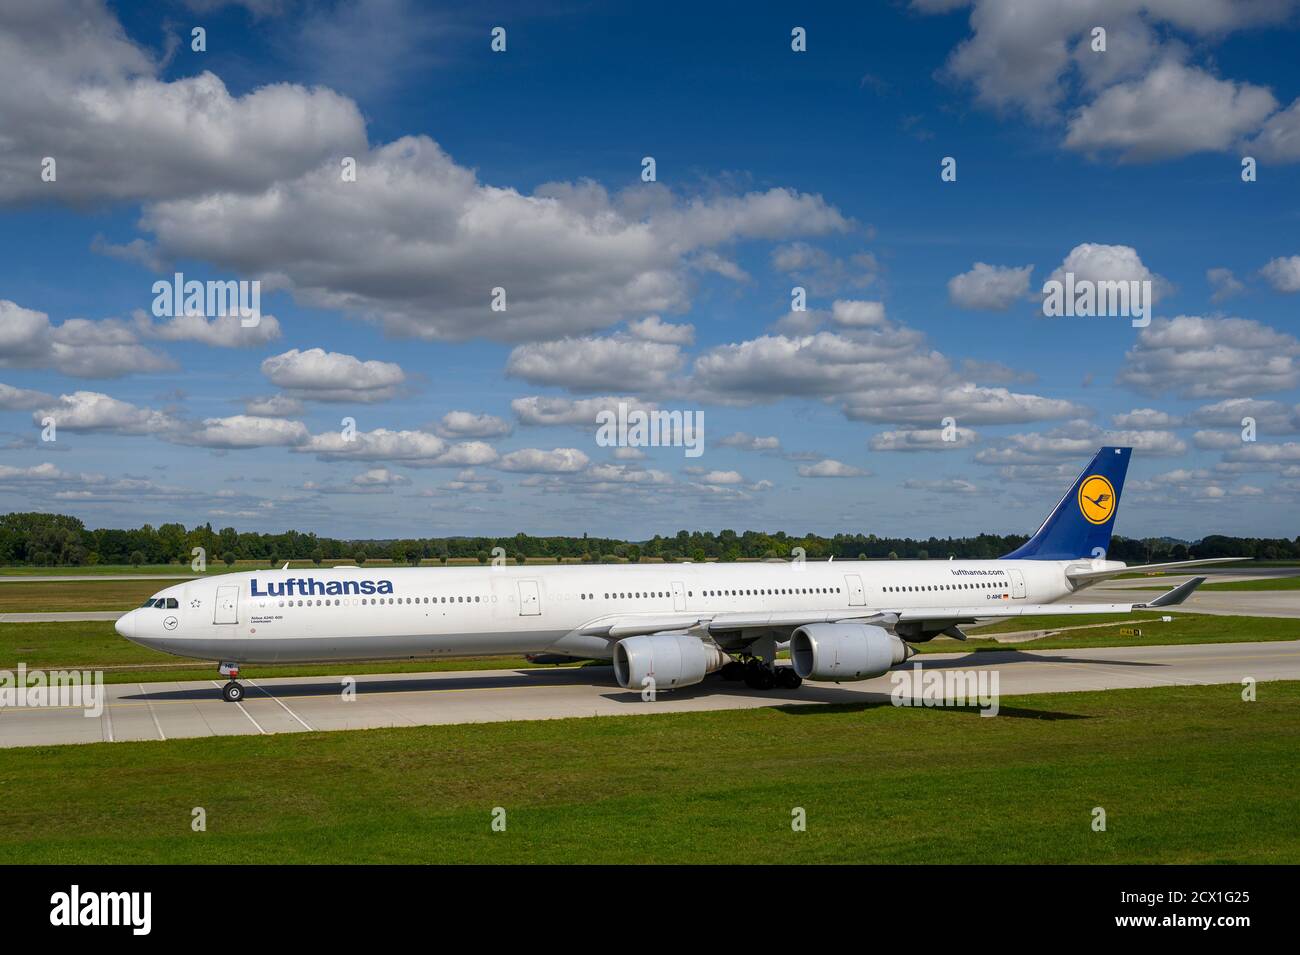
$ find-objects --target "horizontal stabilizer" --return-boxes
[1136,576,1205,608]
[1066,557,1249,583]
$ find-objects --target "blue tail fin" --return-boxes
[1002,447,1131,561]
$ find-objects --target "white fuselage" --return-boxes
[115,558,1097,665]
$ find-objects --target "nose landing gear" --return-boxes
[218,662,244,703]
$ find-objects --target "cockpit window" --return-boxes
[141,597,160,608]
[164,598,179,609]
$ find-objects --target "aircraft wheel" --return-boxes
[222,681,244,703]
[775,668,802,690]
[743,663,777,690]
[719,661,745,680]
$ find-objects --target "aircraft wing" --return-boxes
[891,577,1206,630]
[576,578,1205,642]
[1065,556,1247,583]
[579,608,891,640]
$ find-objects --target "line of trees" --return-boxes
[1,512,1297,567]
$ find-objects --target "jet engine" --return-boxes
[789,623,913,682]
[613,633,729,691]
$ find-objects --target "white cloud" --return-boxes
[869,428,978,451]
[920,0,1293,144]
[1190,398,1300,433]
[434,411,512,439]
[0,382,52,410]
[261,348,406,403]
[143,137,850,343]
[311,468,413,495]
[511,395,658,428]
[244,394,305,417]
[903,477,980,494]
[33,391,176,436]
[135,310,283,347]
[1045,243,1167,301]
[1064,59,1276,162]
[627,315,695,345]
[0,300,174,378]
[497,447,591,473]
[1248,97,1300,163]
[176,415,309,449]
[770,243,879,294]
[0,0,367,203]
[798,459,867,478]
[1118,316,1300,398]
[1260,255,1300,293]
[506,337,684,392]
[1206,267,1245,302]
[718,432,782,452]
[1192,429,1243,450]
[1222,441,1300,464]
[976,420,1185,464]
[830,300,886,327]
[295,428,498,468]
[691,469,745,485]
[947,262,1033,310]
[435,468,503,495]
[0,1,366,203]
[1110,408,1182,429]
[692,326,1089,425]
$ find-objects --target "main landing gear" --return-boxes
[719,657,802,691]
[218,662,244,703]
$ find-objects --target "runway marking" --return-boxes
[247,679,313,731]
[102,698,114,743]
[21,644,1300,713]
[211,680,267,735]
[138,683,166,741]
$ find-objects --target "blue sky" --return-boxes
[2,0,1299,541]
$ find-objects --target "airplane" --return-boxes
[115,446,1239,703]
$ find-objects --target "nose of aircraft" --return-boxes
[114,610,135,639]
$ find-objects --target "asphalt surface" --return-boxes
[1,640,1294,749]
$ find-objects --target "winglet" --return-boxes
[1137,576,1206,609]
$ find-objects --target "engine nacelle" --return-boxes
[790,623,912,683]
[613,633,728,691]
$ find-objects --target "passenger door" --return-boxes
[1008,569,1027,599]
[671,580,686,611]
[844,574,866,606]
[517,579,541,616]
[214,585,239,624]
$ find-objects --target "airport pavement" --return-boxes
[1079,581,1300,618]
[1,640,1294,749]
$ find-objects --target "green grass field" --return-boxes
[0,579,174,612]
[0,682,1293,864]
[1201,576,1300,591]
